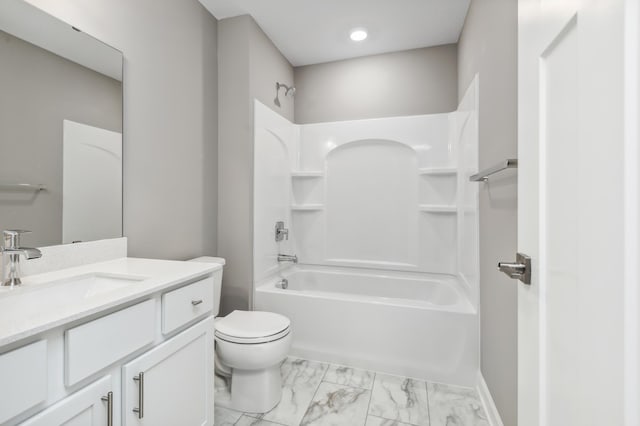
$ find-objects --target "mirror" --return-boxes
[0,0,123,248]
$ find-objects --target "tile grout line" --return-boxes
[320,362,330,382]
[238,413,290,426]
[363,372,377,426]
[367,414,415,426]
[425,380,431,426]
[240,406,291,426]
[232,412,242,426]
[322,378,375,391]
[298,362,331,426]
[227,406,244,426]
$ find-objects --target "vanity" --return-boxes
[0,2,217,424]
[0,256,219,426]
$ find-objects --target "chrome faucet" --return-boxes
[2,230,42,287]
[277,253,298,264]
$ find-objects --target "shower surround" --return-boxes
[253,78,479,386]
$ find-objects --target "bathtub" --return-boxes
[254,265,479,387]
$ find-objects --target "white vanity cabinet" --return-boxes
[20,376,114,426]
[0,341,48,424]
[122,318,213,426]
[0,268,216,426]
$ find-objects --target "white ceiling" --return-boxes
[199,0,471,67]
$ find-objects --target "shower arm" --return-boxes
[274,82,295,108]
[276,82,295,96]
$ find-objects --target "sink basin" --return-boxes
[0,272,149,320]
[62,273,148,298]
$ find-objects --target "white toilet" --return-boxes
[189,256,292,413]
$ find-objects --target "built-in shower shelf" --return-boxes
[291,204,325,211]
[291,171,324,178]
[418,205,457,213]
[418,167,457,176]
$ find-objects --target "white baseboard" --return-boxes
[477,372,504,426]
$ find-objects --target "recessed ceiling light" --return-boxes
[350,28,368,42]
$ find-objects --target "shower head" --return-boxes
[274,82,295,107]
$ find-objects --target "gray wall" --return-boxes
[218,15,294,314]
[250,19,296,122]
[294,45,458,124]
[0,29,122,247]
[26,0,219,260]
[457,0,518,425]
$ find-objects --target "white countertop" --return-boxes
[0,257,220,347]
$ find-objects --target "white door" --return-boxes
[122,319,214,426]
[518,0,638,425]
[21,376,113,426]
[62,120,122,244]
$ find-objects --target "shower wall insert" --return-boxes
[253,76,480,387]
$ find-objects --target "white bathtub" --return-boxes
[254,265,479,387]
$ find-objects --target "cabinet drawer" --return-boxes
[0,340,47,424]
[65,299,155,386]
[162,276,213,334]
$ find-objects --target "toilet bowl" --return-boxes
[188,256,292,413]
[216,310,291,412]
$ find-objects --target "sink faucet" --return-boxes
[2,230,42,287]
[277,253,298,264]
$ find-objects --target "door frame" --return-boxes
[624,0,640,425]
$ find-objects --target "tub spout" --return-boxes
[277,254,298,264]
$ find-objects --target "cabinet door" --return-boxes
[122,317,214,426]
[21,376,113,426]
[0,340,48,425]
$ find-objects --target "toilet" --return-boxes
[189,256,291,413]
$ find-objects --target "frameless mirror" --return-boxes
[0,0,123,247]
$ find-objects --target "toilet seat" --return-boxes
[215,327,290,344]
[215,310,291,344]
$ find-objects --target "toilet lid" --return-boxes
[215,310,290,341]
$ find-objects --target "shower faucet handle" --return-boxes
[275,221,289,242]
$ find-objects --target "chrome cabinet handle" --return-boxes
[133,372,144,418]
[191,299,203,306]
[101,391,113,426]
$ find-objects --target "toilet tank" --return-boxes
[188,256,225,317]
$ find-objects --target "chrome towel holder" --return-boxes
[469,159,518,182]
[0,183,47,191]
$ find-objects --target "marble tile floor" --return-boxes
[214,357,489,426]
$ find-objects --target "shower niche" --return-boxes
[290,172,323,210]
